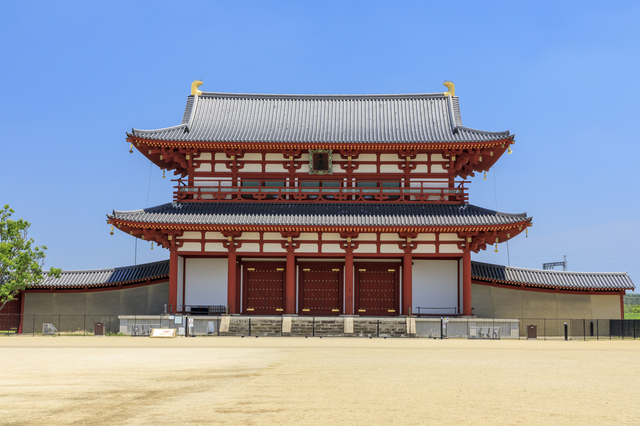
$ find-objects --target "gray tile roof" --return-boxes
[108,203,529,228]
[128,92,512,144]
[472,261,635,291]
[37,260,169,288]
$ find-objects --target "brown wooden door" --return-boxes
[0,293,21,331]
[355,264,400,316]
[298,263,343,315]
[242,262,285,315]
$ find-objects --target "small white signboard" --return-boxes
[188,317,194,327]
[150,328,177,338]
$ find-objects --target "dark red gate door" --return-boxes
[242,262,285,315]
[298,263,343,315]
[355,264,400,316]
[0,293,21,332]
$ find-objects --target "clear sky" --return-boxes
[1,1,639,289]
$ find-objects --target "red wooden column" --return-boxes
[402,252,413,316]
[285,251,296,314]
[462,249,472,316]
[344,252,354,315]
[227,251,237,314]
[168,250,179,313]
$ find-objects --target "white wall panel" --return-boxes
[178,242,201,252]
[322,244,343,253]
[184,258,228,306]
[439,245,462,254]
[204,242,226,252]
[412,260,458,314]
[196,153,212,161]
[263,243,287,253]
[236,243,261,253]
[413,244,436,254]
[265,164,286,172]
[353,244,377,254]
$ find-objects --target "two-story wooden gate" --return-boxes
[354,264,400,316]
[298,262,343,315]
[242,262,286,315]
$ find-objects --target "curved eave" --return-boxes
[126,134,515,151]
[107,217,532,234]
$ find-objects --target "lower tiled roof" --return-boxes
[109,202,530,227]
[38,260,169,289]
[472,261,634,291]
[34,259,634,291]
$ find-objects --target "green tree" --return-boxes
[0,205,61,311]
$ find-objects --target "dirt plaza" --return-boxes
[0,336,638,425]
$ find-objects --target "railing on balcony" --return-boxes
[174,179,468,204]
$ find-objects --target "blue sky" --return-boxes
[1,1,638,289]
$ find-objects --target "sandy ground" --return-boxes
[0,336,638,426]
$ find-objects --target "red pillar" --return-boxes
[462,249,472,316]
[168,250,179,313]
[402,252,412,316]
[344,252,354,315]
[285,251,296,314]
[227,251,237,314]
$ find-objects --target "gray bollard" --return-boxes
[564,322,568,341]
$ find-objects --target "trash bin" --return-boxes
[527,324,537,340]
[94,322,105,336]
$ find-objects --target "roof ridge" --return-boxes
[198,91,449,99]
[44,259,170,275]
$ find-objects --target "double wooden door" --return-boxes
[298,263,343,315]
[354,264,400,316]
[242,262,285,315]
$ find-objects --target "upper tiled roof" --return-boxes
[472,261,635,291]
[128,92,512,144]
[38,260,169,288]
[108,202,529,228]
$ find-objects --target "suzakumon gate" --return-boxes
[108,81,532,317]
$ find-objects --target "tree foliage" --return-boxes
[0,205,61,311]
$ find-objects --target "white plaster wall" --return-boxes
[196,153,212,161]
[204,242,226,252]
[352,244,377,254]
[413,244,436,254]
[353,165,377,173]
[322,244,343,253]
[239,163,262,172]
[265,164,286,172]
[196,163,212,172]
[439,245,462,254]
[380,244,404,254]
[236,243,261,253]
[412,260,458,314]
[179,242,201,252]
[184,258,228,306]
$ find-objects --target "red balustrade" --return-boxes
[173,179,468,204]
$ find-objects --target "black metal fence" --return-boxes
[0,314,638,340]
